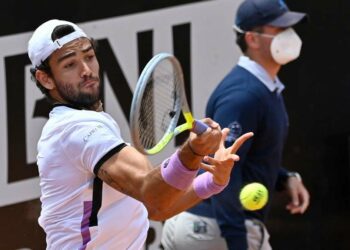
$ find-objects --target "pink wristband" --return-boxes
[161,150,199,190]
[193,172,228,199]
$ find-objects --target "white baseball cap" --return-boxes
[28,19,88,67]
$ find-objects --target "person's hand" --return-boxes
[188,118,222,156]
[285,176,310,214]
[200,129,254,185]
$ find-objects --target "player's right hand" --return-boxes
[188,118,222,156]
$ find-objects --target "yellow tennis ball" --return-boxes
[239,183,268,211]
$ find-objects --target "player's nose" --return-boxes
[80,61,93,78]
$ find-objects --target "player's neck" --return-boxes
[91,100,104,112]
[52,99,103,112]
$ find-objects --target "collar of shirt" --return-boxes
[237,55,285,94]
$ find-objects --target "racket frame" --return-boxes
[130,53,195,155]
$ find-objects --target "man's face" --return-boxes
[254,25,285,44]
[48,38,101,108]
[252,25,286,63]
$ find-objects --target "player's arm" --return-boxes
[149,130,253,221]
[97,119,222,214]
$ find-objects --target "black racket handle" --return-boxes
[192,120,209,135]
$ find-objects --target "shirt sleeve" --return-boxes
[59,119,125,174]
[275,167,290,191]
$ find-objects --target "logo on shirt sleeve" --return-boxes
[83,124,104,142]
[226,121,242,143]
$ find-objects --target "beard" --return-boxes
[55,76,101,110]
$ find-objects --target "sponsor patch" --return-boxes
[226,121,242,143]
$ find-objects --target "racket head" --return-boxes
[130,53,186,155]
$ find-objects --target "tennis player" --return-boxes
[28,19,252,249]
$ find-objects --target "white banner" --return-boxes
[0,0,242,207]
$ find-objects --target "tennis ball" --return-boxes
[239,182,268,211]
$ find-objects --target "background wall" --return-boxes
[269,1,350,249]
[0,0,349,249]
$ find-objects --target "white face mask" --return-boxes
[269,28,302,65]
[233,25,302,65]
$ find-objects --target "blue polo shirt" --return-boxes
[188,56,290,250]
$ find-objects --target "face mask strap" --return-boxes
[256,27,296,38]
[232,24,245,34]
[232,24,282,39]
[252,32,276,38]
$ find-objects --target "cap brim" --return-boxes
[268,11,307,28]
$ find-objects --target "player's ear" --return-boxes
[35,70,55,90]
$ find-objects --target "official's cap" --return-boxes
[235,0,307,31]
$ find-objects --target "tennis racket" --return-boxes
[130,52,208,155]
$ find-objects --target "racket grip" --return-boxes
[192,120,209,135]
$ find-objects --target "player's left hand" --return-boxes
[285,176,310,214]
[200,129,254,185]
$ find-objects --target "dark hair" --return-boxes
[235,26,263,53]
[30,24,97,101]
[235,31,247,53]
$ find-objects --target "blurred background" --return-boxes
[0,0,349,249]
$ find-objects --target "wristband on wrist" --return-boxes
[193,172,228,199]
[161,150,199,190]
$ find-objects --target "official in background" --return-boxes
[161,0,310,249]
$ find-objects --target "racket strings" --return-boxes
[137,60,182,149]
[139,81,156,147]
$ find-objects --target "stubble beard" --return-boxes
[55,76,101,110]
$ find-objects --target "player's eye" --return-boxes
[64,62,75,69]
[86,54,95,60]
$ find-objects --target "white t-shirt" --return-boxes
[37,106,148,250]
